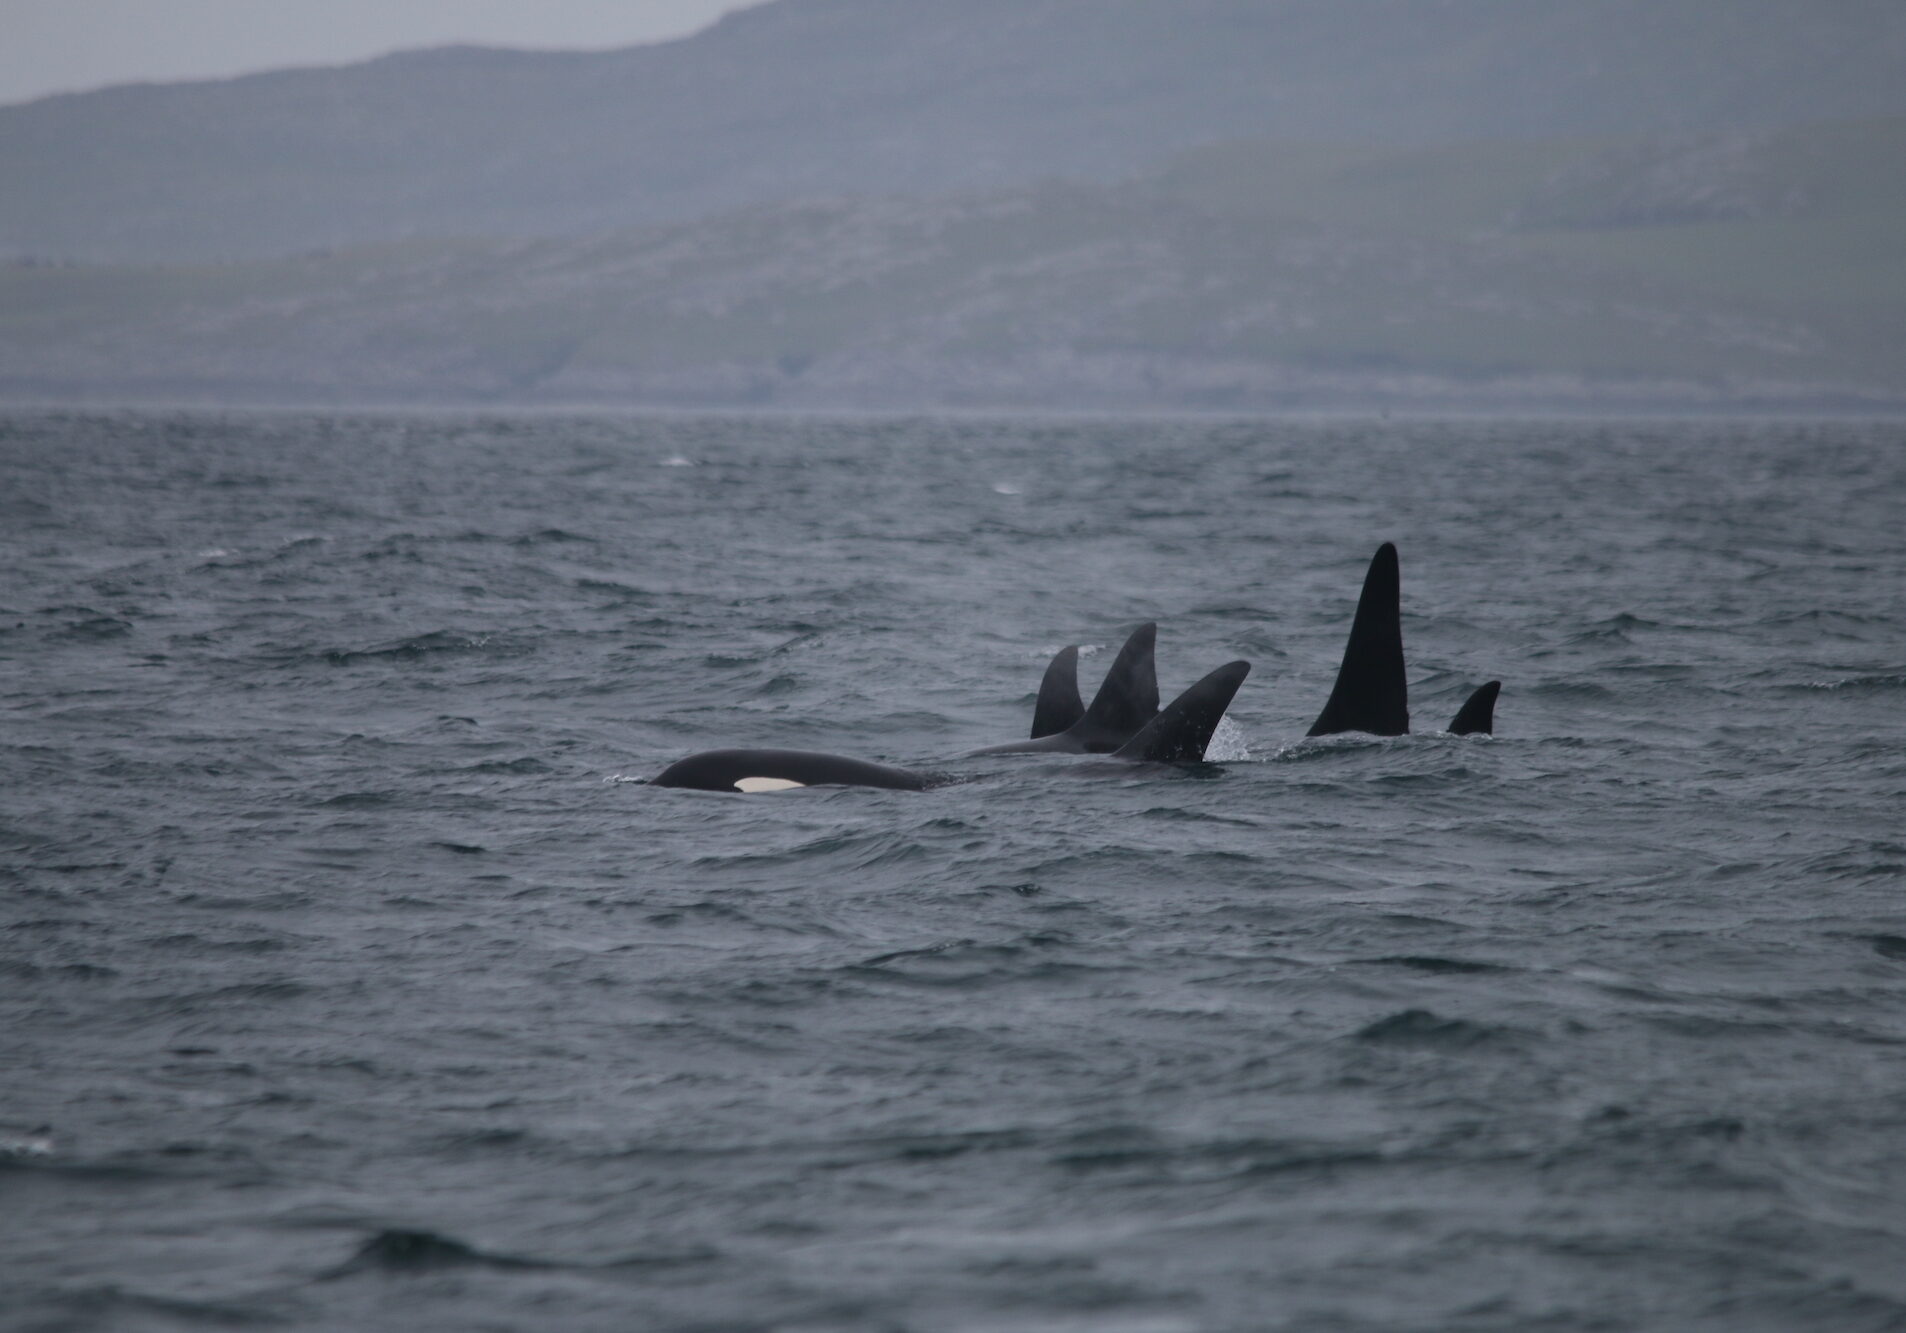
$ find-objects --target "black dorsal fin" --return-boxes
[1070,622,1159,751]
[1447,680,1500,736]
[1307,542,1409,737]
[1030,645,1084,738]
[1113,660,1251,764]
[966,623,1159,756]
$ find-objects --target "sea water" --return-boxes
[3,410,1903,1331]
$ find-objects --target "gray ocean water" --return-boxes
[3,409,1904,1333]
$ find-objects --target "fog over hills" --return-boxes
[3,0,1903,411]
[5,0,1905,263]
[7,118,1902,412]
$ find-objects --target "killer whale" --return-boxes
[1307,543,1500,738]
[651,658,1249,793]
[653,536,1515,795]
[971,623,1158,756]
[651,748,931,793]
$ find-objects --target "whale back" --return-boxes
[653,748,929,792]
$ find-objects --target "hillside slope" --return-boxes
[4,0,1905,262]
[5,118,1901,411]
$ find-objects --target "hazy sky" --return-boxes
[0,0,766,106]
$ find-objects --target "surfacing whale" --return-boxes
[971,623,1158,756]
[651,749,931,793]
[651,657,1249,793]
[1307,543,1500,738]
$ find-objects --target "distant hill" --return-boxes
[5,0,1906,262]
[6,117,1901,411]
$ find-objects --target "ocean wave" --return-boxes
[6,410,1904,1330]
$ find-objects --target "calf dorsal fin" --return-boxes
[1447,680,1500,736]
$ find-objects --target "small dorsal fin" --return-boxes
[1447,680,1500,736]
[1113,660,1251,764]
[1030,645,1084,738]
[1071,622,1159,751]
[1307,543,1409,737]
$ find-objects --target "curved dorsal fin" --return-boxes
[967,623,1158,756]
[1113,660,1251,764]
[1070,622,1158,751]
[1030,645,1084,738]
[1307,543,1409,737]
[1447,680,1500,736]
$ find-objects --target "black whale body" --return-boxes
[650,749,931,793]
[652,660,1250,793]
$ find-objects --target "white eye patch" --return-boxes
[733,776,806,792]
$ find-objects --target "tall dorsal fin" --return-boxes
[966,623,1158,756]
[1070,622,1158,751]
[1447,680,1500,736]
[1307,543,1409,737]
[1030,645,1084,738]
[1113,660,1251,764]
